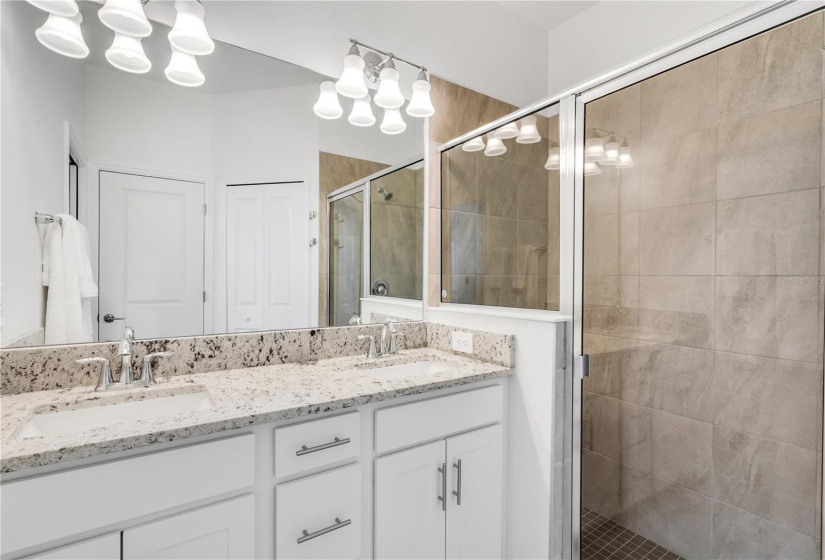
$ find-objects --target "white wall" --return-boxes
[0,0,86,345]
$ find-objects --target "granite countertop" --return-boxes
[0,348,512,473]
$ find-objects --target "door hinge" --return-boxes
[203,291,206,303]
[203,204,207,216]
[575,354,590,379]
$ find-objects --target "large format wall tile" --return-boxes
[443,148,479,213]
[716,189,821,276]
[641,54,718,144]
[586,83,642,137]
[717,100,821,200]
[714,352,823,450]
[712,500,819,560]
[583,334,652,407]
[516,220,548,276]
[640,203,715,275]
[651,409,713,495]
[638,276,714,349]
[717,12,822,124]
[713,426,818,536]
[583,392,622,460]
[640,128,717,210]
[446,211,477,275]
[478,157,517,219]
[517,164,551,222]
[582,449,623,519]
[477,215,517,276]
[639,343,714,422]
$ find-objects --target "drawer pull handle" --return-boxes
[452,459,462,505]
[296,436,351,456]
[297,517,351,544]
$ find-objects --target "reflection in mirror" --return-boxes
[0,0,424,348]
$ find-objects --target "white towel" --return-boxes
[42,214,97,344]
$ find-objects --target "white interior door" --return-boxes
[226,182,310,332]
[99,171,205,341]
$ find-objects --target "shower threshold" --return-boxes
[581,507,685,560]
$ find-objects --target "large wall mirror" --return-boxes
[1,0,424,348]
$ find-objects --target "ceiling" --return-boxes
[494,1,597,31]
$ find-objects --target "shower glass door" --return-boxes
[328,188,364,326]
[578,11,824,560]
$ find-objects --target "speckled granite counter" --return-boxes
[1,348,512,473]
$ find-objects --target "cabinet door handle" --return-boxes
[437,462,447,511]
[297,517,351,544]
[452,459,462,505]
[296,436,351,456]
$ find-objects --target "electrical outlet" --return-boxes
[452,331,473,354]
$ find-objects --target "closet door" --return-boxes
[375,441,447,559]
[446,425,504,560]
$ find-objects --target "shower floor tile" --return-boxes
[581,507,685,560]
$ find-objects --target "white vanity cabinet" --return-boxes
[22,534,121,560]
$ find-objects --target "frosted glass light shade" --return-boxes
[516,115,541,144]
[601,136,620,165]
[584,137,607,163]
[165,46,205,87]
[336,45,368,99]
[462,136,485,152]
[313,81,343,119]
[380,108,406,135]
[484,135,506,157]
[168,0,214,55]
[584,162,602,176]
[616,145,635,168]
[494,122,519,140]
[26,0,78,17]
[545,145,560,170]
[406,72,435,117]
[348,95,375,127]
[99,0,152,37]
[35,12,88,58]
[106,33,151,73]
[374,61,404,109]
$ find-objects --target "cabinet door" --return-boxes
[23,533,120,560]
[446,425,503,560]
[375,440,446,560]
[122,495,254,560]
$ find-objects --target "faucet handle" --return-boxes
[357,334,378,360]
[76,357,114,391]
[138,352,173,386]
[388,332,405,355]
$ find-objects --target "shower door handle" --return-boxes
[574,354,590,379]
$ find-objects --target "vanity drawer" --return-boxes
[274,411,360,478]
[275,463,362,560]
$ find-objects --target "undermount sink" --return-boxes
[361,360,454,380]
[17,392,213,440]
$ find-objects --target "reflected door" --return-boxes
[99,171,205,341]
[328,191,363,326]
[578,12,824,560]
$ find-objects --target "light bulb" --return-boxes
[374,59,405,109]
[406,70,435,117]
[35,12,88,58]
[165,46,205,87]
[380,107,406,134]
[545,145,560,170]
[26,0,78,17]
[516,115,541,144]
[462,136,485,152]
[313,81,343,119]
[484,135,506,157]
[168,0,214,55]
[336,44,368,99]
[494,122,519,140]
[349,95,375,127]
[106,33,151,73]
[616,143,635,169]
[98,0,152,37]
[584,133,607,163]
[584,162,602,176]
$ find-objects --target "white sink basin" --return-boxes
[17,392,213,440]
[362,360,453,380]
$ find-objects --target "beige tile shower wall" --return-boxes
[581,12,825,559]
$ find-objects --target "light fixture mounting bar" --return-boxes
[349,39,427,73]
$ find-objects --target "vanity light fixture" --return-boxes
[35,12,89,59]
[406,70,435,118]
[616,140,635,168]
[374,58,405,109]
[584,131,608,163]
[545,143,560,170]
[349,95,376,127]
[106,32,151,73]
[494,121,519,140]
[601,135,620,165]
[515,115,541,144]
[313,81,344,119]
[336,44,369,99]
[168,0,214,55]
[98,0,152,37]
[462,136,486,152]
[584,162,602,176]
[165,46,205,87]
[26,0,78,17]
[380,107,407,135]
[484,135,507,157]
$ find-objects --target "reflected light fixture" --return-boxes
[494,121,519,140]
[313,81,344,119]
[165,46,205,87]
[168,0,214,55]
[584,162,602,176]
[516,115,541,144]
[349,95,376,127]
[374,58,405,109]
[35,12,89,58]
[584,131,607,163]
[545,144,560,170]
[406,70,435,117]
[463,136,485,152]
[602,135,620,165]
[106,32,151,73]
[484,135,507,157]
[336,44,368,99]
[380,107,407,134]
[616,140,635,168]
[98,0,152,37]
[26,0,78,17]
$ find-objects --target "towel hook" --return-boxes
[35,212,62,225]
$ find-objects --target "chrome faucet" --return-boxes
[118,326,135,386]
[380,320,404,356]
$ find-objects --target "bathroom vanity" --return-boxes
[0,326,514,560]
